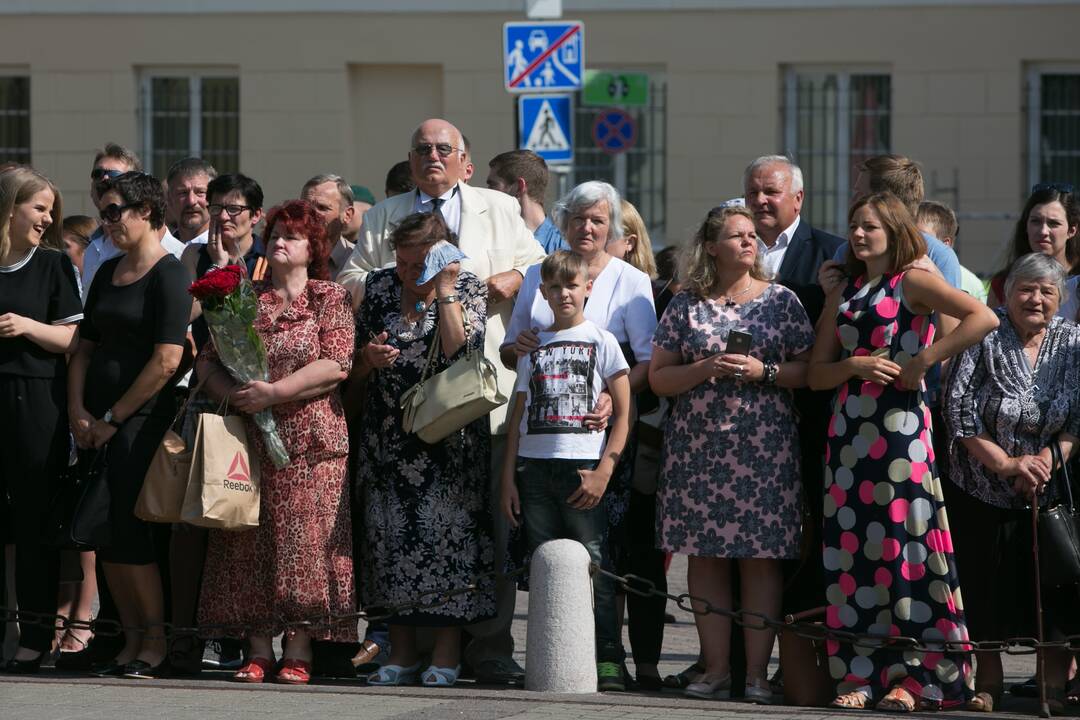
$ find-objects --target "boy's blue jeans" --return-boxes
[517,457,624,664]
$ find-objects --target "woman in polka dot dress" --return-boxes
[808,193,999,711]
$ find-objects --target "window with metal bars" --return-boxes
[782,68,891,236]
[0,76,30,165]
[140,73,239,179]
[1027,69,1080,190]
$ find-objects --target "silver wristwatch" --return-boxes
[436,294,460,305]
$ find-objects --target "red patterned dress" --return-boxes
[199,280,357,640]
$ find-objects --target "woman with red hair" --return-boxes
[196,199,356,685]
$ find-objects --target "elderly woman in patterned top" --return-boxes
[944,252,1080,714]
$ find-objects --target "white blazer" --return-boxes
[337,181,547,433]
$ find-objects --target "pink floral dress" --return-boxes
[199,280,357,640]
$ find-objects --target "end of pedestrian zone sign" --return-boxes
[504,20,584,93]
[518,94,573,164]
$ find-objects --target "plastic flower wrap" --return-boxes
[189,266,290,469]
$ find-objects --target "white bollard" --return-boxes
[525,538,597,693]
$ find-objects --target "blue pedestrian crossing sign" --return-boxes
[504,21,584,93]
[518,94,573,164]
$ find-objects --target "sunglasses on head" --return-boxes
[98,203,139,223]
[90,168,125,182]
[1032,182,1075,195]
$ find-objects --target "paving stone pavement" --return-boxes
[0,555,1047,719]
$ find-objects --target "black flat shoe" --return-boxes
[91,659,127,677]
[4,653,43,674]
[123,658,169,679]
[637,674,664,692]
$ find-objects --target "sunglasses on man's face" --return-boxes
[99,203,138,223]
[1032,182,1075,195]
[90,168,125,182]
[411,143,461,159]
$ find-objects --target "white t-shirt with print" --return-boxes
[514,319,629,460]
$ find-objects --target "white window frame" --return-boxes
[1026,63,1080,191]
[139,67,238,174]
[0,70,31,164]
[783,65,891,232]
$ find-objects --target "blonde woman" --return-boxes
[608,200,658,280]
[0,168,82,673]
[649,205,814,702]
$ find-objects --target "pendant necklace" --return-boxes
[719,277,754,307]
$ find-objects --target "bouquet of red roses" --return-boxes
[190,266,289,469]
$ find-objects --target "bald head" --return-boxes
[409,118,467,197]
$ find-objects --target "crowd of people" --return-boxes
[1,117,1078,713]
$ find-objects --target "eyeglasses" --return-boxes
[411,143,461,158]
[90,168,125,182]
[99,203,138,223]
[1032,182,1075,194]
[208,203,252,218]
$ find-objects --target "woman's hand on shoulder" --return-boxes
[231,380,280,413]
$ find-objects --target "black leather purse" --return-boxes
[51,449,112,550]
[1038,441,1080,587]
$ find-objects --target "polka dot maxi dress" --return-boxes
[823,272,973,707]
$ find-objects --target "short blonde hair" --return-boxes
[0,167,63,259]
[680,205,767,298]
[620,200,658,279]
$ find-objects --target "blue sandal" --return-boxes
[421,664,461,687]
[367,661,421,686]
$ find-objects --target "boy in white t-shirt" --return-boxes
[500,251,631,691]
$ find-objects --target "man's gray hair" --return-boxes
[553,181,623,242]
[1004,252,1068,303]
[743,155,804,194]
[302,174,355,208]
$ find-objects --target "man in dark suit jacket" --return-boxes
[744,155,844,616]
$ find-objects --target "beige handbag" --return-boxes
[135,380,207,524]
[180,410,261,530]
[400,315,506,444]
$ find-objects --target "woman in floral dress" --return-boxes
[807,193,998,711]
[198,200,356,685]
[353,212,495,688]
[649,205,814,703]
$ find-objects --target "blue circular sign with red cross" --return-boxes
[591,109,636,155]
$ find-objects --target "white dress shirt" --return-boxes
[758,215,801,279]
[414,186,462,237]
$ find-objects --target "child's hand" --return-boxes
[567,468,609,509]
[501,480,522,528]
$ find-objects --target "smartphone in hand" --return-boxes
[725,330,753,355]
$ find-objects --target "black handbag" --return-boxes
[1038,441,1080,587]
[52,450,112,550]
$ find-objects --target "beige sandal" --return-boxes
[877,686,919,713]
[830,689,872,709]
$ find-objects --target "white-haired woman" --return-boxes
[501,180,656,690]
[944,252,1080,714]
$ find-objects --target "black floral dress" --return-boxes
[354,268,496,625]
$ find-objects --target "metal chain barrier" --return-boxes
[3,562,1079,655]
[589,566,1080,655]
[0,566,525,640]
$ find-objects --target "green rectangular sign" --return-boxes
[583,70,648,107]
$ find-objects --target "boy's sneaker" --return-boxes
[202,640,243,670]
[596,661,626,692]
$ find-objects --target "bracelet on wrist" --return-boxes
[762,362,779,385]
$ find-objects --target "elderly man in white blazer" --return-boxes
[336,118,545,684]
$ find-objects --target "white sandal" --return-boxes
[367,661,421,686]
[421,664,461,687]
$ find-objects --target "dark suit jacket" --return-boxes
[774,218,845,326]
